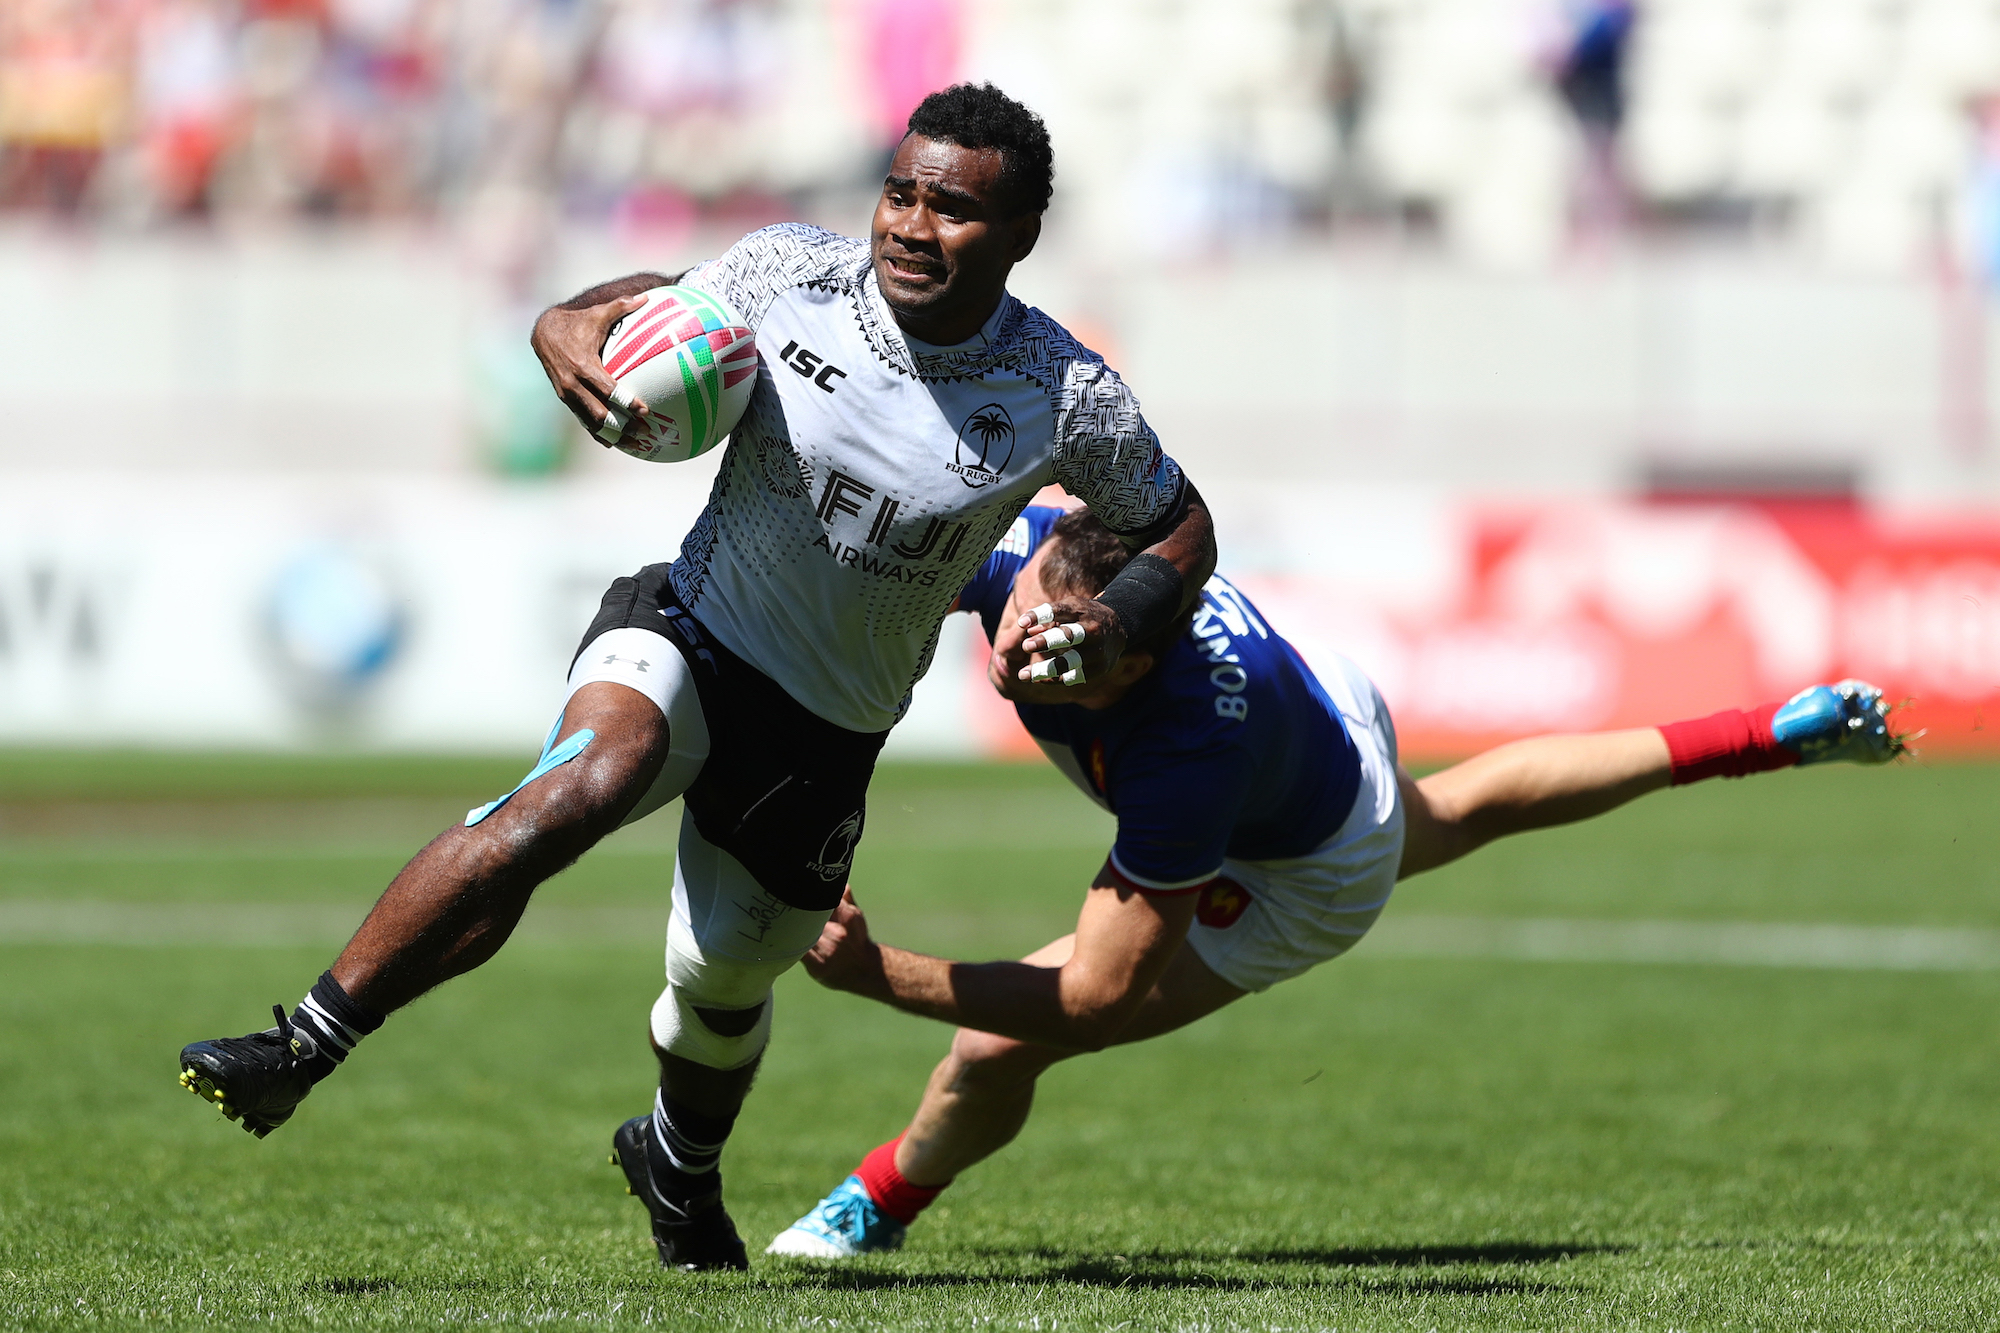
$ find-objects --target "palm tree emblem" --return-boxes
[956,402,1016,479]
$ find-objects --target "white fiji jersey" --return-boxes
[668,224,1188,733]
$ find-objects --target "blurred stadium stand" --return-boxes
[6,0,1996,269]
[3,0,1999,755]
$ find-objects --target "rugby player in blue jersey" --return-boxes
[768,503,1904,1257]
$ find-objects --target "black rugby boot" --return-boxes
[178,1005,325,1138]
[610,1115,750,1272]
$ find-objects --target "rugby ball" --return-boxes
[595,285,758,463]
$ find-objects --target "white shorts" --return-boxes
[1184,653,1404,993]
[566,626,835,978]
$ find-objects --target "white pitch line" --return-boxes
[1362,915,2000,973]
[0,834,1102,864]
[4,902,2000,972]
[0,901,666,947]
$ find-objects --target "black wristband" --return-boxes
[1098,554,1184,646]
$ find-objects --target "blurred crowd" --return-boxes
[3,0,1999,273]
[1361,0,2000,269]
[0,0,926,235]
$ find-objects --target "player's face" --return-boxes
[872,135,1041,345]
[993,544,1152,710]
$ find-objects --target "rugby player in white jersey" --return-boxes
[176,85,1216,1273]
[766,504,1904,1257]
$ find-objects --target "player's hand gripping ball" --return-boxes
[595,285,758,463]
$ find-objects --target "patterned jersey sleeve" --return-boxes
[955,505,1064,644]
[677,223,867,329]
[1047,353,1187,542]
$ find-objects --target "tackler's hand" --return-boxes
[530,294,652,440]
[803,887,882,995]
[1002,597,1127,693]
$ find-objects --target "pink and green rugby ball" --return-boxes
[595,285,759,463]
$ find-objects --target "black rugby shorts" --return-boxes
[575,563,888,912]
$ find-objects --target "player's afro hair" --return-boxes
[1038,508,1197,660]
[905,83,1054,216]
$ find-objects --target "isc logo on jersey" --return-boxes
[596,286,759,463]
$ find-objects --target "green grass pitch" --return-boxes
[3,751,1999,1329]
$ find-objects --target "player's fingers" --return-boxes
[591,293,645,332]
[549,351,612,415]
[572,368,621,417]
[1021,649,1085,685]
[556,374,606,423]
[1016,602,1057,631]
[577,357,618,400]
[594,404,625,444]
[1024,621,1087,654]
[553,380,604,432]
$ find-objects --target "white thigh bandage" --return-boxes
[567,627,711,828]
[648,816,834,1069]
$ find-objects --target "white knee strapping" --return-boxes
[566,626,711,828]
[648,816,834,1069]
[649,980,776,1071]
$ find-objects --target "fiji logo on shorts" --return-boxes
[947,402,1015,488]
[807,809,865,881]
[1195,877,1252,929]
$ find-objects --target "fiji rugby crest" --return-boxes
[948,402,1016,488]
[808,808,865,881]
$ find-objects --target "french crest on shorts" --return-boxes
[949,402,1016,488]
[1195,878,1252,929]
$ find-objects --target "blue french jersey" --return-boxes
[957,507,1364,890]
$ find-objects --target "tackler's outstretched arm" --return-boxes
[804,865,1199,1053]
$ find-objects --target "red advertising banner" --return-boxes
[965,501,2000,762]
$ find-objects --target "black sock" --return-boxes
[285,971,385,1082]
[649,1091,737,1203]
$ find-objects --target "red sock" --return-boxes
[854,1136,947,1225]
[1658,703,1797,786]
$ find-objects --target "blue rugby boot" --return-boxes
[765,1175,906,1259]
[1772,679,1903,765]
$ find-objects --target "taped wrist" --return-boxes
[1097,554,1184,647]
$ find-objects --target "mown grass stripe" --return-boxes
[1365,914,2000,972]
[7,901,1998,970]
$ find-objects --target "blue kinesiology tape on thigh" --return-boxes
[465,727,596,826]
